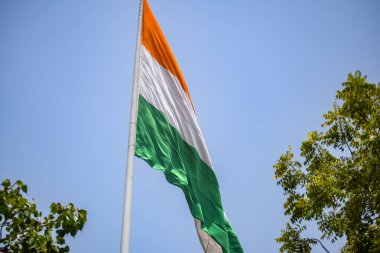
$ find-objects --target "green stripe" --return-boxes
[135,95,243,253]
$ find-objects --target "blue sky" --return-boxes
[1,0,379,252]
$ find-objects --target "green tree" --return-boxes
[0,179,87,253]
[273,71,380,252]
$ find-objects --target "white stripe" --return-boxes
[195,219,223,253]
[139,45,213,168]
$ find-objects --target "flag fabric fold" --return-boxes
[134,1,243,252]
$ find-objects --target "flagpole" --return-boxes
[120,0,143,252]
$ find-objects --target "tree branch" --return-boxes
[337,119,354,156]
[313,238,330,253]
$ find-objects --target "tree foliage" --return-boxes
[273,71,380,252]
[0,179,87,253]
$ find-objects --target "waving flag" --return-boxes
[133,1,243,252]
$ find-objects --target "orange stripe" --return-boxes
[142,0,193,109]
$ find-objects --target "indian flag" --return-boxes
[134,1,243,252]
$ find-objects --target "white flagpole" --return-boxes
[120,0,143,252]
